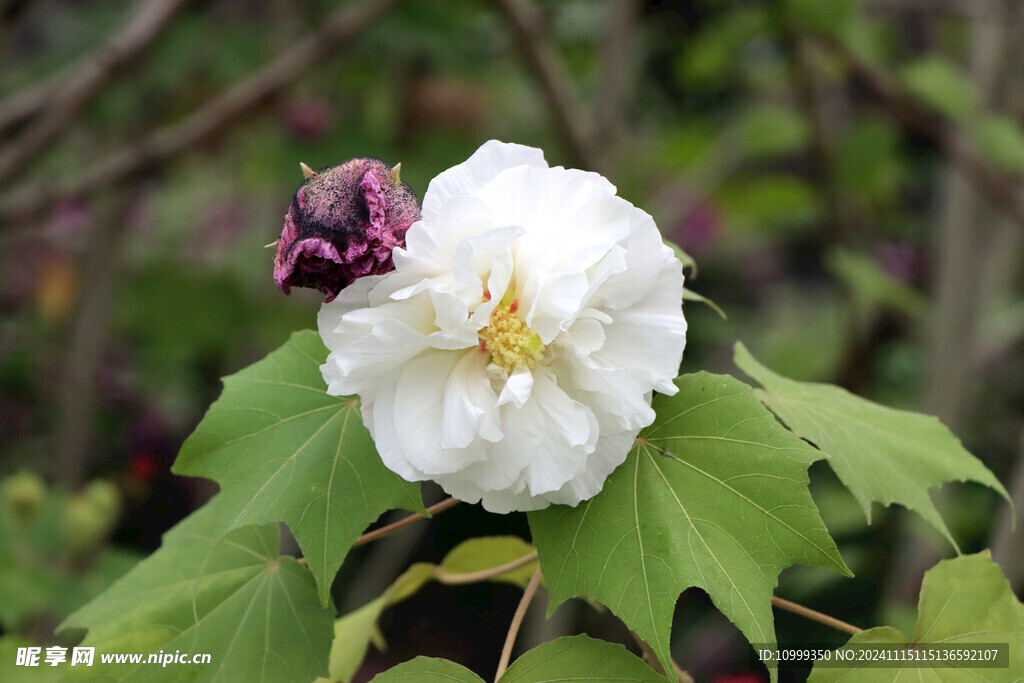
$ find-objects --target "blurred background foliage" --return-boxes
[1,0,1022,680]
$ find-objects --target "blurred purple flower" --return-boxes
[273,159,420,302]
[876,240,922,285]
[279,96,333,141]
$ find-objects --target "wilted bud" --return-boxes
[273,158,420,302]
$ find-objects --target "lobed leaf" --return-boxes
[810,552,1024,681]
[529,373,849,681]
[369,635,664,683]
[734,342,1010,550]
[172,330,425,603]
[370,656,484,683]
[61,503,334,682]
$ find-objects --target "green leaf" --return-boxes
[371,656,484,682]
[62,505,334,681]
[502,635,666,682]
[737,104,810,160]
[717,175,821,233]
[827,249,924,317]
[683,287,727,320]
[664,239,697,277]
[834,117,904,203]
[676,8,767,86]
[809,552,1024,681]
[321,537,537,682]
[783,0,854,35]
[172,330,425,603]
[439,536,538,588]
[529,373,849,681]
[320,564,434,683]
[900,57,978,120]
[368,635,665,682]
[972,114,1024,175]
[734,343,1010,550]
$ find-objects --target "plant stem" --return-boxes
[352,497,460,548]
[771,596,862,636]
[438,550,538,586]
[495,566,544,682]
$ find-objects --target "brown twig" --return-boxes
[771,596,863,636]
[630,630,695,682]
[861,0,1000,19]
[51,188,140,485]
[0,0,401,222]
[822,37,1024,229]
[492,0,600,172]
[595,0,638,158]
[352,497,460,548]
[0,0,193,180]
[989,424,1024,593]
[437,550,538,585]
[494,566,543,682]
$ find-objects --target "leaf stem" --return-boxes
[438,550,539,585]
[771,595,862,636]
[352,497,460,548]
[495,566,543,682]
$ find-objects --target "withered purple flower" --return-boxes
[273,158,420,302]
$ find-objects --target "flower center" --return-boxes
[478,303,544,373]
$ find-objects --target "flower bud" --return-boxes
[2,470,47,520]
[273,158,420,302]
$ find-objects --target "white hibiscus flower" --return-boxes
[318,140,686,512]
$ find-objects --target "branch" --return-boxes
[494,566,543,682]
[771,596,863,637]
[822,37,1024,229]
[0,0,401,223]
[990,424,1024,592]
[492,0,600,171]
[596,0,638,150]
[352,496,460,548]
[0,0,192,178]
[861,0,1000,19]
[436,550,538,585]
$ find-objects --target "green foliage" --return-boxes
[0,474,137,634]
[971,114,1024,175]
[810,552,1024,681]
[717,175,821,233]
[530,373,849,681]
[370,635,665,682]
[834,117,904,205]
[501,635,666,682]
[320,537,537,683]
[783,0,855,36]
[172,330,425,603]
[62,508,334,681]
[827,249,924,317]
[676,7,767,86]
[900,57,978,120]
[371,656,485,683]
[737,104,810,160]
[734,343,1010,549]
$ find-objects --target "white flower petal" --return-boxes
[422,141,547,223]
[393,196,493,287]
[442,349,502,449]
[390,352,488,476]
[520,370,598,495]
[318,140,687,512]
[496,367,533,408]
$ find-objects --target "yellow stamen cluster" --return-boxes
[479,304,544,373]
